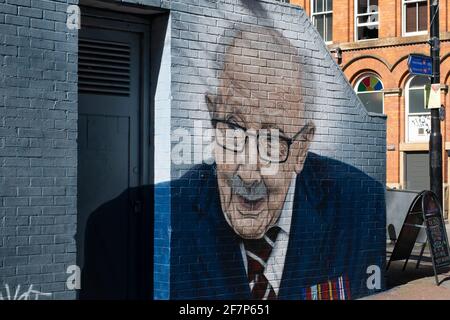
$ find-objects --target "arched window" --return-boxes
[406,76,431,142]
[355,74,384,114]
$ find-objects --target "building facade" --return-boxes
[291,0,450,214]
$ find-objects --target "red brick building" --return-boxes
[291,0,450,213]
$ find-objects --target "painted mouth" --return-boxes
[235,194,265,215]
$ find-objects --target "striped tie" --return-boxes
[243,227,281,300]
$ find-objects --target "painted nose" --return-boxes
[237,169,262,188]
[236,130,263,184]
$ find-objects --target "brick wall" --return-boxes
[317,1,450,189]
[298,0,450,42]
[0,0,78,300]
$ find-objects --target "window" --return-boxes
[311,0,333,43]
[403,0,427,36]
[355,75,384,114]
[406,76,431,142]
[355,0,379,40]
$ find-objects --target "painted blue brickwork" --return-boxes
[153,182,171,300]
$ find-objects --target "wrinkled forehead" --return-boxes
[214,27,305,131]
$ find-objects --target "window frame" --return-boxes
[311,0,333,44]
[354,0,380,41]
[405,76,431,143]
[354,73,385,114]
[402,0,428,37]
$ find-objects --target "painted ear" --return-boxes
[294,122,316,174]
[205,93,216,116]
[304,121,316,142]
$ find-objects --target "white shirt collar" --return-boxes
[240,173,297,297]
[273,173,297,235]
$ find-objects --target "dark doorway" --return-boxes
[76,7,155,299]
[77,25,143,269]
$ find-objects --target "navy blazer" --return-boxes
[170,152,386,300]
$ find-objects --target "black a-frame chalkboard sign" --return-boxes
[387,190,450,285]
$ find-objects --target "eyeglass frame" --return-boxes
[211,117,313,164]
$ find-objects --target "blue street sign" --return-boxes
[408,54,432,76]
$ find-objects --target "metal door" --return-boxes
[405,152,430,191]
[77,26,141,268]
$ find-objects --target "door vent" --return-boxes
[79,38,131,96]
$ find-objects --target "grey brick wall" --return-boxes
[0,0,78,300]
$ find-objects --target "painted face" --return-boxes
[207,28,315,239]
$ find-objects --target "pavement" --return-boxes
[363,223,450,300]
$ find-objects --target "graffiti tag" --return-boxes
[0,284,52,300]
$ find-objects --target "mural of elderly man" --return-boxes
[170,25,385,300]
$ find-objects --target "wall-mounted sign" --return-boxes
[408,115,431,142]
[408,54,433,76]
[425,84,441,109]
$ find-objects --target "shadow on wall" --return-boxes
[78,153,385,300]
[79,186,153,300]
